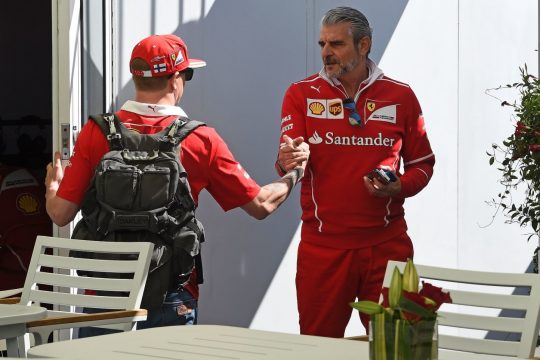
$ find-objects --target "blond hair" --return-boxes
[131,58,170,91]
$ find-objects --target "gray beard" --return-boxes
[327,56,359,80]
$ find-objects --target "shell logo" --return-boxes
[309,102,325,115]
[16,193,39,215]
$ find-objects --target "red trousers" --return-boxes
[296,232,413,337]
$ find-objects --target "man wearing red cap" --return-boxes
[45,34,309,331]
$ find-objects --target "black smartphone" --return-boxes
[367,168,397,185]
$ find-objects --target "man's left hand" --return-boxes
[363,175,401,198]
[278,135,309,172]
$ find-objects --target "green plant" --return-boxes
[351,259,452,324]
[487,65,540,257]
[350,259,452,360]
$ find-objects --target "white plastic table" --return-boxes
[27,324,524,360]
[28,324,363,359]
[0,304,46,357]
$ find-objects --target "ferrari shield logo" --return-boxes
[367,102,376,112]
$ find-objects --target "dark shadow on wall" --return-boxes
[113,0,409,328]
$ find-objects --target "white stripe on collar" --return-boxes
[318,58,384,94]
[120,100,189,117]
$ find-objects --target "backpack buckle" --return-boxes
[103,114,121,141]
[165,119,186,144]
[107,133,122,140]
[168,137,179,145]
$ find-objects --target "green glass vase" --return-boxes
[369,313,438,360]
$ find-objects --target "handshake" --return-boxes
[277,135,310,178]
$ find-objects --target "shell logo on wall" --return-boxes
[16,193,39,215]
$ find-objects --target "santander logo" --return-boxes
[308,132,323,144]
[309,131,396,147]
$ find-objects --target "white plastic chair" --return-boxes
[383,261,540,359]
[2,235,153,357]
[0,289,23,299]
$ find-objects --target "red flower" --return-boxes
[529,144,540,155]
[515,121,528,135]
[401,291,430,322]
[378,281,452,322]
[419,281,452,311]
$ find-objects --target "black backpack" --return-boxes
[72,113,205,309]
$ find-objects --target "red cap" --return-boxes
[130,34,206,78]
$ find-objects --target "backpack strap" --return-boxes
[90,113,205,150]
[160,116,206,150]
[174,117,206,142]
[89,113,123,151]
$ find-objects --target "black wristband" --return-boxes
[285,168,304,187]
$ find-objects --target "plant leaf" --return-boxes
[402,258,419,293]
[350,301,384,315]
[389,267,403,308]
[398,297,436,320]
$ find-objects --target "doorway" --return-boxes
[0,1,53,296]
[0,0,53,179]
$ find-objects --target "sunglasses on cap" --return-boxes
[182,68,194,81]
[170,68,194,81]
[343,98,362,126]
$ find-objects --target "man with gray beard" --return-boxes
[276,6,435,337]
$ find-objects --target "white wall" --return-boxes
[106,0,538,335]
[375,0,538,274]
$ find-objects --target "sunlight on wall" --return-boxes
[182,0,216,23]
[182,0,201,23]
[154,1,180,34]
[117,0,217,91]
[205,0,216,17]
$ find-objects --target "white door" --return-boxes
[51,0,116,237]
[51,0,82,238]
[51,0,116,341]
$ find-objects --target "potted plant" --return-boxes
[487,65,540,268]
[351,259,452,360]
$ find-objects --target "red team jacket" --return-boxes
[279,60,435,249]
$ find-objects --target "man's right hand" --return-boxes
[45,151,64,196]
[278,134,310,172]
[45,151,80,227]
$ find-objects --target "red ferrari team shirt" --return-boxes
[279,59,435,249]
[0,166,51,290]
[57,101,260,210]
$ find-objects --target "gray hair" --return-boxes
[322,7,372,45]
